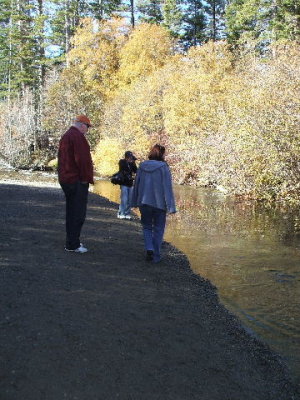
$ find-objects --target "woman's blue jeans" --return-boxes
[118,185,133,216]
[139,205,166,262]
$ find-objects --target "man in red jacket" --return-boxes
[58,115,94,253]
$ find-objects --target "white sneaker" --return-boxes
[65,245,88,253]
[125,215,132,220]
[117,214,126,219]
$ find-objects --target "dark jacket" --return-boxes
[58,126,94,184]
[118,159,137,187]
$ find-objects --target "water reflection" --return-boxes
[93,179,300,383]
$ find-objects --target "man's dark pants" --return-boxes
[60,181,89,250]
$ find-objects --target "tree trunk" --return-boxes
[130,0,135,27]
[35,0,46,149]
[212,0,216,41]
[65,0,71,59]
[7,0,14,160]
[193,0,197,46]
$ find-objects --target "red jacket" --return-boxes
[58,126,94,184]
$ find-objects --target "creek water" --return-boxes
[93,179,300,384]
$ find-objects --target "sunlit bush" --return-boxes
[42,19,300,203]
[99,40,300,202]
[117,23,174,88]
[43,18,130,147]
[93,138,124,176]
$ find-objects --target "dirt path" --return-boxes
[0,180,299,400]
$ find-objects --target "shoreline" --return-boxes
[2,162,300,208]
[0,175,299,399]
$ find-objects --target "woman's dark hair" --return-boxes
[148,144,165,161]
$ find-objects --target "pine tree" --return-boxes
[89,0,123,20]
[225,0,300,45]
[31,0,48,140]
[182,0,205,46]
[0,0,37,98]
[0,0,49,153]
[0,0,13,98]
[137,0,163,24]
[50,0,124,58]
[51,0,83,56]
[268,0,300,41]
[205,0,226,41]
[162,0,182,36]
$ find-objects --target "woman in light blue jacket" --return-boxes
[131,144,176,263]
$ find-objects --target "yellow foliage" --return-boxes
[99,39,300,200]
[68,17,130,99]
[43,18,131,146]
[163,42,234,139]
[93,137,124,176]
[187,41,234,77]
[44,19,300,202]
[117,23,174,88]
[47,158,58,169]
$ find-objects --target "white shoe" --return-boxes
[117,214,126,219]
[65,245,88,253]
[125,215,132,220]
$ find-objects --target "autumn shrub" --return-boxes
[0,89,36,165]
[43,18,130,147]
[165,42,300,201]
[93,137,124,176]
[117,23,174,88]
[43,66,95,144]
[98,40,300,202]
[67,17,130,99]
[161,42,235,183]
[42,17,299,203]
[222,42,300,200]
[97,23,176,160]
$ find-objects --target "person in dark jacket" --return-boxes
[58,115,94,253]
[131,144,176,263]
[117,151,137,220]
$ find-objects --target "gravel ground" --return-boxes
[0,176,299,400]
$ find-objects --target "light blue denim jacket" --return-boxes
[131,160,176,213]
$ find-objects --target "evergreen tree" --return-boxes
[89,0,123,20]
[268,0,300,41]
[0,0,13,98]
[162,0,182,36]
[225,0,300,45]
[50,0,124,57]
[51,0,86,55]
[182,0,205,46]
[205,0,226,41]
[137,0,163,24]
[0,0,49,151]
[0,0,38,98]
